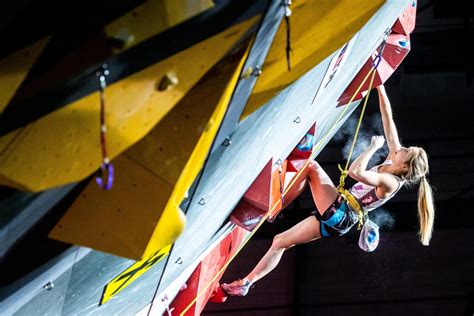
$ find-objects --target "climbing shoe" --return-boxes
[221,279,253,296]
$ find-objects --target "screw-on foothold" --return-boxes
[175,257,183,264]
[275,159,282,166]
[241,65,262,79]
[157,71,179,91]
[198,197,206,205]
[293,116,301,123]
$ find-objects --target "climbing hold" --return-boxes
[296,133,314,152]
[241,65,262,79]
[107,29,135,50]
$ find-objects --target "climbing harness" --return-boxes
[179,36,389,315]
[95,64,115,190]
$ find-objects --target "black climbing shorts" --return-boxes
[311,195,358,237]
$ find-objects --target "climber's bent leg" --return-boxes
[306,160,339,216]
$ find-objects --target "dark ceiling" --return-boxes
[0,0,144,59]
[205,0,474,315]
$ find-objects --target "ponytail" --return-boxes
[417,177,435,246]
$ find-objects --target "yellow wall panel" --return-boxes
[48,30,253,260]
[105,0,214,52]
[0,17,258,191]
[49,154,179,260]
[240,0,384,120]
[0,38,50,112]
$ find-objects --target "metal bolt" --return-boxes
[95,64,109,77]
[43,281,54,291]
[251,65,262,77]
[222,137,231,147]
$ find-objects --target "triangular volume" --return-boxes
[338,31,412,106]
[288,122,317,160]
[49,33,254,260]
[231,159,274,231]
[383,34,411,69]
[392,1,417,36]
[169,226,247,315]
[269,122,317,220]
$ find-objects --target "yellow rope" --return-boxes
[178,204,276,315]
[180,58,380,316]
[337,63,378,229]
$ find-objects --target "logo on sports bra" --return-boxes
[360,190,379,206]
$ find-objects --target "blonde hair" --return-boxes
[401,147,435,246]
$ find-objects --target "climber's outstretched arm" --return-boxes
[377,85,402,153]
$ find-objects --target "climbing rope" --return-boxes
[95,64,115,190]
[277,160,285,206]
[179,37,388,315]
[336,66,377,229]
[336,37,388,229]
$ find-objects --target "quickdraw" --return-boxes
[95,64,115,190]
[283,0,292,71]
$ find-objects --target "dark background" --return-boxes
[204,0,474,315]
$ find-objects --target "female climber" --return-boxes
[221,85,435,296]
